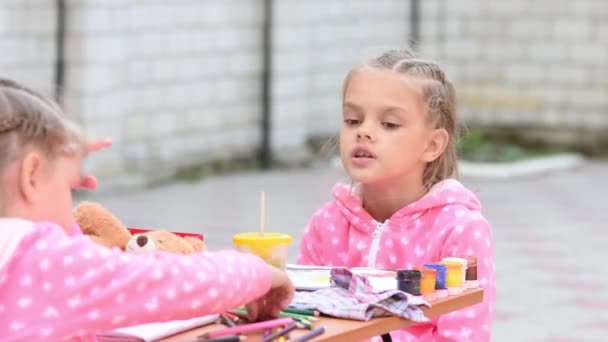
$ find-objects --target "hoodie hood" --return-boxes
[0,218,36,270]
[332,179,482,233]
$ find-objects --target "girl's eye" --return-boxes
[344,119,360,126]
[382,122,400,129]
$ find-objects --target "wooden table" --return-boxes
[161,288,484,342]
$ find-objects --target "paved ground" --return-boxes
[80,160,608,342]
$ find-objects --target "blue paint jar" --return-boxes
[423,263,447,290]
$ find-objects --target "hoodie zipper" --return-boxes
[368,220,388,267]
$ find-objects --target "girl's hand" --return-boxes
[245,266,295,321]
[78,138,112,190]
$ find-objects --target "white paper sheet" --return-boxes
[96,314,219,342]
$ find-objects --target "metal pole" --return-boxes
[260,0,273,169]
[54,0,66,103]
[410,0,420,50]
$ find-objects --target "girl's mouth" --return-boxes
[351,148,376,166]
[352,148,376,159]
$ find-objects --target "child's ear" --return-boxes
[421,128,449,162]
[18,152,44,204]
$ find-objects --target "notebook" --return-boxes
[96,314,219,342]
[286,264,333,291]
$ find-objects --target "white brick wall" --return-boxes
[528,43,567,63]
[1,0,606,188]
[421,0,608,133]
[272,0,410,152]
[508,19,548,40]
[0,1,56,97]
[59,0,267,184]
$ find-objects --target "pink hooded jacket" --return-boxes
[0,219,272,341]
[297,179,495,341]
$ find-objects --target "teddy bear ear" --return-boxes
[74,201,132,250]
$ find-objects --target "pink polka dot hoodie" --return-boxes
[297,179,496,341]
[0,219,272,341]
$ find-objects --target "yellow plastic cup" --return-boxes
[233,232,293,269]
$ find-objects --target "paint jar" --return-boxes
[396,270,421,296]
[442,257,468,284]
[233,232,293,269]
[423,263,448,298]
[418,267,437,302]
[440,260,465,295]
[462,256,479,288]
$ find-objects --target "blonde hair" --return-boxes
[343,49,460,190]
[0,78,85,211]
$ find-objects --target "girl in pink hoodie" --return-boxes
[298,49,495,341]
[0,78,293,341]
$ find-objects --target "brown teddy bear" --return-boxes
[126,230,205,255]
[73,201,205,254]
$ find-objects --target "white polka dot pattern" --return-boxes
[297,180,496,341]
[0,220,273,340]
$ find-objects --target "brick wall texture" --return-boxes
[0,0,605,186]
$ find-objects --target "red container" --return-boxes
[127,227,204,241]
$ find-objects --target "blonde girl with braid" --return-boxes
[297,49,495,341]
[0,78,294,340]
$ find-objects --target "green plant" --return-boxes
[457,128,559,163]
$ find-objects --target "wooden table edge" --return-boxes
[159,288,484,342]
[311,288,484,341]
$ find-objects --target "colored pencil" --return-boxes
[228,309,249,320]
[294,319,313,330]
[230,308,248,315]
[283,308,320,317]
[221,314,237,327]
[201,318,294,339]
[223,311,240,322]
[277,311,318,322]
[260,323,298,342]
[194,336,246,342]
[232,307,318,321]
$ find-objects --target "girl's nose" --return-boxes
[357,123,374,141]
